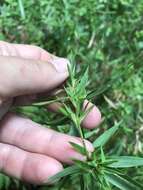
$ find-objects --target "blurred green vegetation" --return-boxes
[0,0,143,189]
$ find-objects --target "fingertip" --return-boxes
[83,139,94,152]
[40,159,63,184]
[25,156,63,185]
[82,100,101,129]
[50,57,70,74]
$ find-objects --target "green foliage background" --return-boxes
[0,0,143,189]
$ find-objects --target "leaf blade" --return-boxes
[105,173,140,190]
[70,142,86,155]
[48,165,80,183]
[109,156,143,168]
[93,122,121,148]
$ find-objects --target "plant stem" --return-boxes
[76,119,90,160]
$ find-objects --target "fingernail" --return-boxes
[51,57,70,73]
[74,139,94,153]
[69,139,94,162]
[84,140,94,152]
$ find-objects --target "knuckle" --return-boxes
[0,41,17,57]
[0,144,10,171]
[29,44,43,53]
[0,41,10,56]
[0,41,7,46]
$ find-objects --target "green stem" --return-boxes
[77,120,89,160]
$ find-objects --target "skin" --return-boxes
[0,41,101,184]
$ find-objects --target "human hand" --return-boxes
[0,41,101,184]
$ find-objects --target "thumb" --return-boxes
[0,55,69,99]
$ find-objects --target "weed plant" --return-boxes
[1,0,143,189]
[14,64,143,190]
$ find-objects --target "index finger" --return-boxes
[0,41,53,61]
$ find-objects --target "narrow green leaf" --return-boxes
[78,68,89,89]
[18,0,25,19]
[87,84,110,99]
[73,159,92,171]
[59,107,69,117]
[32,100,57,106]
[109,156,143,168]
[70,142,86,155]
[32,97,67,106]
[48,165,80,183]
[93,122,121,148]
[67,63,76,85]
[68,124,80,136]
[105,173,141,190]
[84,128,99,138]
[80,175,86,190]
[101,147,106,162]
[120,175,143,189]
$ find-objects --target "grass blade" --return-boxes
[18,0,25,19]
[109,156,143,168]
[70,142,86,155]
[93,122,121,148]
[105,173,141,190]
[48,165,80,183]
